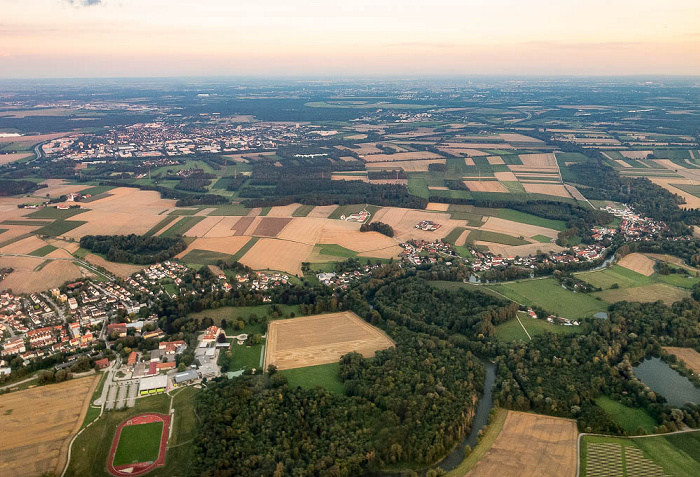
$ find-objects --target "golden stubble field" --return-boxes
[0,375,100,477]
[0,256,93,293]
[467,411,578,477]
[617,253,656,276]
[264,311,395,370]
[663,347,700,374]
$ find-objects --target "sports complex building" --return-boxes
[138,375,167,396]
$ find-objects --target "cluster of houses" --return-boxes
[601,205,668,240]
[525,307,580,327]
[415,220,441,231]
[471,242,608,272]
[400,240,457,265]
[316,263,385,288]
[40,117,319,163]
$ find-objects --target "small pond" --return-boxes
[633,357,700,407]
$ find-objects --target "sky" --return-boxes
[1,0,699,78]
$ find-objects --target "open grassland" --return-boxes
[489,278,607,319]
[159,216,206,237]
[581,432,700,477]
[25,207,88,220]
[467,230,529,246]
[496,209,566,231]
[594,396,656,433]
[467,411,578,477]
[0,375,99,477]
[265,311,394,371]
[663,347,700,373]
[112,421,163,466]
[576,265,655,290]
[292,204,316,217]
[594,283,689,305]
[280,362,345,395]
[494,312,579,342]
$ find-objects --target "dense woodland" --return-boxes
[79,234,186,264]
[360,221,394,237]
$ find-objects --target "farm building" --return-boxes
[139,374,167,396]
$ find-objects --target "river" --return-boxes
[430,361,497,472]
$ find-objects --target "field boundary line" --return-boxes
[516,315,532,340]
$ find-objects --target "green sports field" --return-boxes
[112,421,163,466]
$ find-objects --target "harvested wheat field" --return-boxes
[307,205,339,218]
[276,217,357,245]
[522,183,571,198]
[318,229,401,258]
[84,253,142,277]
[426,202,451,211]
[437,147,487,157]
[428,186,450,191]
[486,156,505,165]
[176,237,251,258]
[620,150,652,160]
[663,347,700,373]
[467,411,578,477]
[649,179,700,209]
[37,179,86,198]
[331,174,368,182]
[0,235,48,254]
[265,311,394,370]
[46,238,80,254]
[336,143,383,155]
[463,157,475,166]
[239,238,313,276]
[519,153,557,167]
[0,256,93,293]
[64,211,162,239]
[185,216,223,237]
[615,159,633,168]
[493,171,518,182]
[266,204,302,217]
[371,208,463,242]
[464,181,509,193]
[252,217,292,237]
[618,253,656,276]
[0,375,99,477]
[0,152,32,165]
[508,165,559,173]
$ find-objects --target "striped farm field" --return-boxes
[581,432,700,477]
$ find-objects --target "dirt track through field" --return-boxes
[467,411,578,477]
[265,312,395,370]
[0,375,100,477]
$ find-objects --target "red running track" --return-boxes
[107,413,171,477]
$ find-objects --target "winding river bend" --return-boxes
[431,361,497,472]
